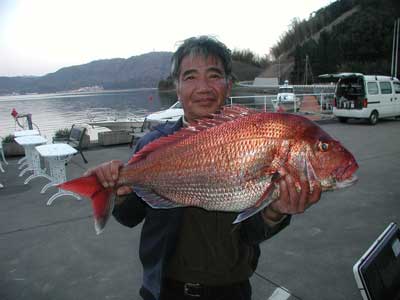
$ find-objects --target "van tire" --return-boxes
[338,117,348,123]
[368,111,378,125]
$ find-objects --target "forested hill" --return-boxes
[270,0,400,84]
[0,51,263,95]
[4,0,397,94]
[0,52,172,95]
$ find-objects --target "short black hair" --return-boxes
[170,35,232,81]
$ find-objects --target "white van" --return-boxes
[320,73,400,124]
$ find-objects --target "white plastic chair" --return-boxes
[0,138,8,165]
[0,138,6,186]
[0,161,3,186]
[0,153,3,186]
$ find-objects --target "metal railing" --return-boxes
[228,95,275,112]
[229,92,335,115]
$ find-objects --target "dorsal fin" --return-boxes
[128,105,255,164]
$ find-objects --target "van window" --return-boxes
[379,82,392,94]
[279,87,294,93]
[393,82,400,94]
[337,77,364,97]
[367,82,379,95]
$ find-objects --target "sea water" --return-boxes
[0,89,176,141]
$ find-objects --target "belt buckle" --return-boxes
[184,282,202,297]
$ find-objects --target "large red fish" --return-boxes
[59,106,358,234]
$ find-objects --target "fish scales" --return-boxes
[119,113,289,211]
[58,106,358,234]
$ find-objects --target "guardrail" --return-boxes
[228,95,273,112]
[237,82,336,89]
[229,92,335,115]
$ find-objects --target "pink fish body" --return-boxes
[59,106,358,234]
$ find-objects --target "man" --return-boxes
[85,36,321,300]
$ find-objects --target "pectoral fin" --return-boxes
[134,186,184,209]
[233,172,281,224]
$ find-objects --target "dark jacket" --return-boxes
[112,119,291,300]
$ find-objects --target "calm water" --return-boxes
[0,89,177,141]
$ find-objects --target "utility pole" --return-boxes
[278,56,281,84]
[391,18,400,78]
[304,55,308,85]
[304,55,314,85]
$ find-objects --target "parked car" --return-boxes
[320,73,400,125]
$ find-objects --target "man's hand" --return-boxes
[263,169,322,223]
[83,160,132,196]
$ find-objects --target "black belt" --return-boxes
[162,278,249,298]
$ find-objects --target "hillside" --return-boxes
[0,52,263,95]
[266,0,400,84]
[0,52,173,95]
[2,0,399,94]
[232,61,263,81]
[260,5,360,82]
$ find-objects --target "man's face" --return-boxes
[176,54,232,123]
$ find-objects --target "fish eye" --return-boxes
[318,141,329,152]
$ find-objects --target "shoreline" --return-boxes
[0,87,160,102]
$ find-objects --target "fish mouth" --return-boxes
[335,174,358,189]
[335,160,359,182]
[321,160,358,191]
[321,173,358,191]
[330,160,358,190]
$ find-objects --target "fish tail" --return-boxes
[57,175,114,234]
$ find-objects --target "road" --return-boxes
[1,118,399,300]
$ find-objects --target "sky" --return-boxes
[0,0,333,77]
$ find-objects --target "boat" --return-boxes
[145,101,184,126]
[272,80,300,104]
[271,81,301,112]
[87,101,184,132]
[87,108,146,131]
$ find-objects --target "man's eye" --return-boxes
[209,73,222,79]
[183,76,195,81]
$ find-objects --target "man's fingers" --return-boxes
[116,186,133,196]
[273,171,322,215]
[83,168,94,177]
[308,183,322,206]
[285,174,298,209]
[278,177,289,205]
[83,160,124,188]
[270,175,293,214]
[110,160,123,181]
[298,175,311,212]
[95,167,109,188]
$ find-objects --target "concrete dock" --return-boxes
[1,118,399,300]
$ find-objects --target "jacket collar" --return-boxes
[154,118,183,136]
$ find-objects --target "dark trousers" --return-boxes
[160,279,252,300]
